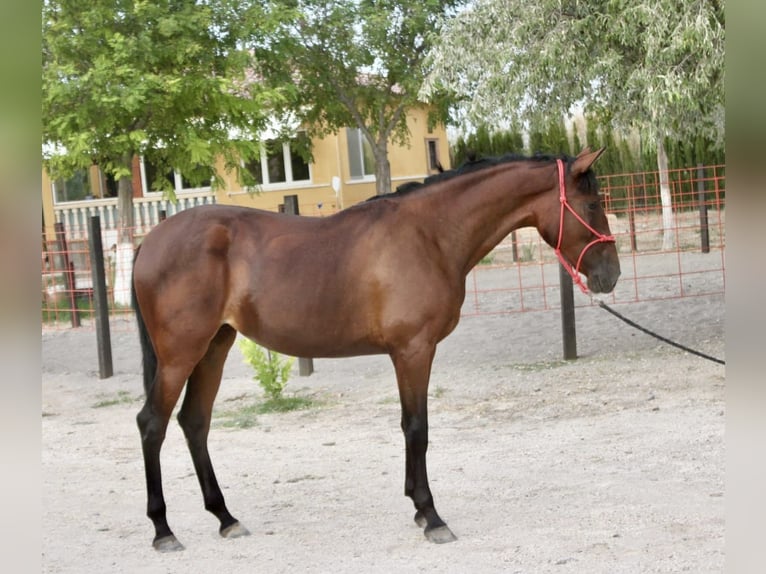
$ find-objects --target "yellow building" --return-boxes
[42,106,450,243]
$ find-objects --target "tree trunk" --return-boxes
[114,153,136,306]
[374,140,392,196]
[656,137,676,250]
[117,154,135,244]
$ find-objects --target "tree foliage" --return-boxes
[258,0,460,195]
[42,0,285,225]
[424,0,724,150]
[426,0,723,249]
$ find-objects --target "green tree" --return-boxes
[451,134,469,166]
[473,124,492,155]
[424,0,724,249]
[528,126,544,155]
[42,0,284,240]
[258,0,459,196]
[572,128,583,161]
[618,138,637,174]
[549,116,570,155]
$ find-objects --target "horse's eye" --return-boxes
[587,201,599,211]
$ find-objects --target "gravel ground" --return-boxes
[42,277,724,573]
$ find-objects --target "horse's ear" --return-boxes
[572,147,606,175]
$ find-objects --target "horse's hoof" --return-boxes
[220,521,251,539]
[425,525,457,544]
[153,535,185,552]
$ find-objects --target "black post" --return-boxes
[283,194,300,215]
[88,216,114,378]
[282,195,314,376]
[559,264,577,360]
[697,164,710,253]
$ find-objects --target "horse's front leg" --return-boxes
[391,343,457,543]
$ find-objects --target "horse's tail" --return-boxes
[132,245,157,397]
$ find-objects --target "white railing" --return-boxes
[53,191,217,241]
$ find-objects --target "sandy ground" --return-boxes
[42,285,724,573]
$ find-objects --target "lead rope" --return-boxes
[592,298,725,365]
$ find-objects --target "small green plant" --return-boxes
[238,338,294,401]
[519,242,536,262]
[216,403,260,429]
[92,390,137,408]
[41,295,95,324]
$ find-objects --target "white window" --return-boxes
[140,158,212,195]
[52,169,91,203]
[245,134,311,188]
[346,127,376,179]
[51,168,118,203]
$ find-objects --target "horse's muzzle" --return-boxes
[586,263,621,294]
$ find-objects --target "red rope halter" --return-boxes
[554,159,615,294]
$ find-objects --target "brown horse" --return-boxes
[132,148,620,551]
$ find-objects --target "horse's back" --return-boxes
[132,203,385,356]
[134,204,261,287]
[132,201,463,359]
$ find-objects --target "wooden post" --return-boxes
[55,222,80,328]
[66,261,80,328]
[697,164,710,253]
[88,216,114,378]
[282,194,314,376]
[628,175,638,252]
[510,231,518,262]
[559,263,577,360]
[52,221,68,271]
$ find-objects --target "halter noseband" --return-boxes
[554,159,615,294]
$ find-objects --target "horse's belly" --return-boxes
[228,310,386,359]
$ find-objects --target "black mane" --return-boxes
[366,152,574,202]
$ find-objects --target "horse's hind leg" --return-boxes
[391,342,457,543]
[177,325,249,540]
[136,362,194,552]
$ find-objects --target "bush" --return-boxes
[238,338,294,401]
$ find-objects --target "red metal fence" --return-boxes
[463,164,725,315]
[42,222,132,330]
[41,164,726,331]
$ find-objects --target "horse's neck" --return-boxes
[421,163,549,274]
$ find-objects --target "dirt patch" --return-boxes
[42,291,724,573]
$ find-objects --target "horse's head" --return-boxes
[538,148,620,294]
